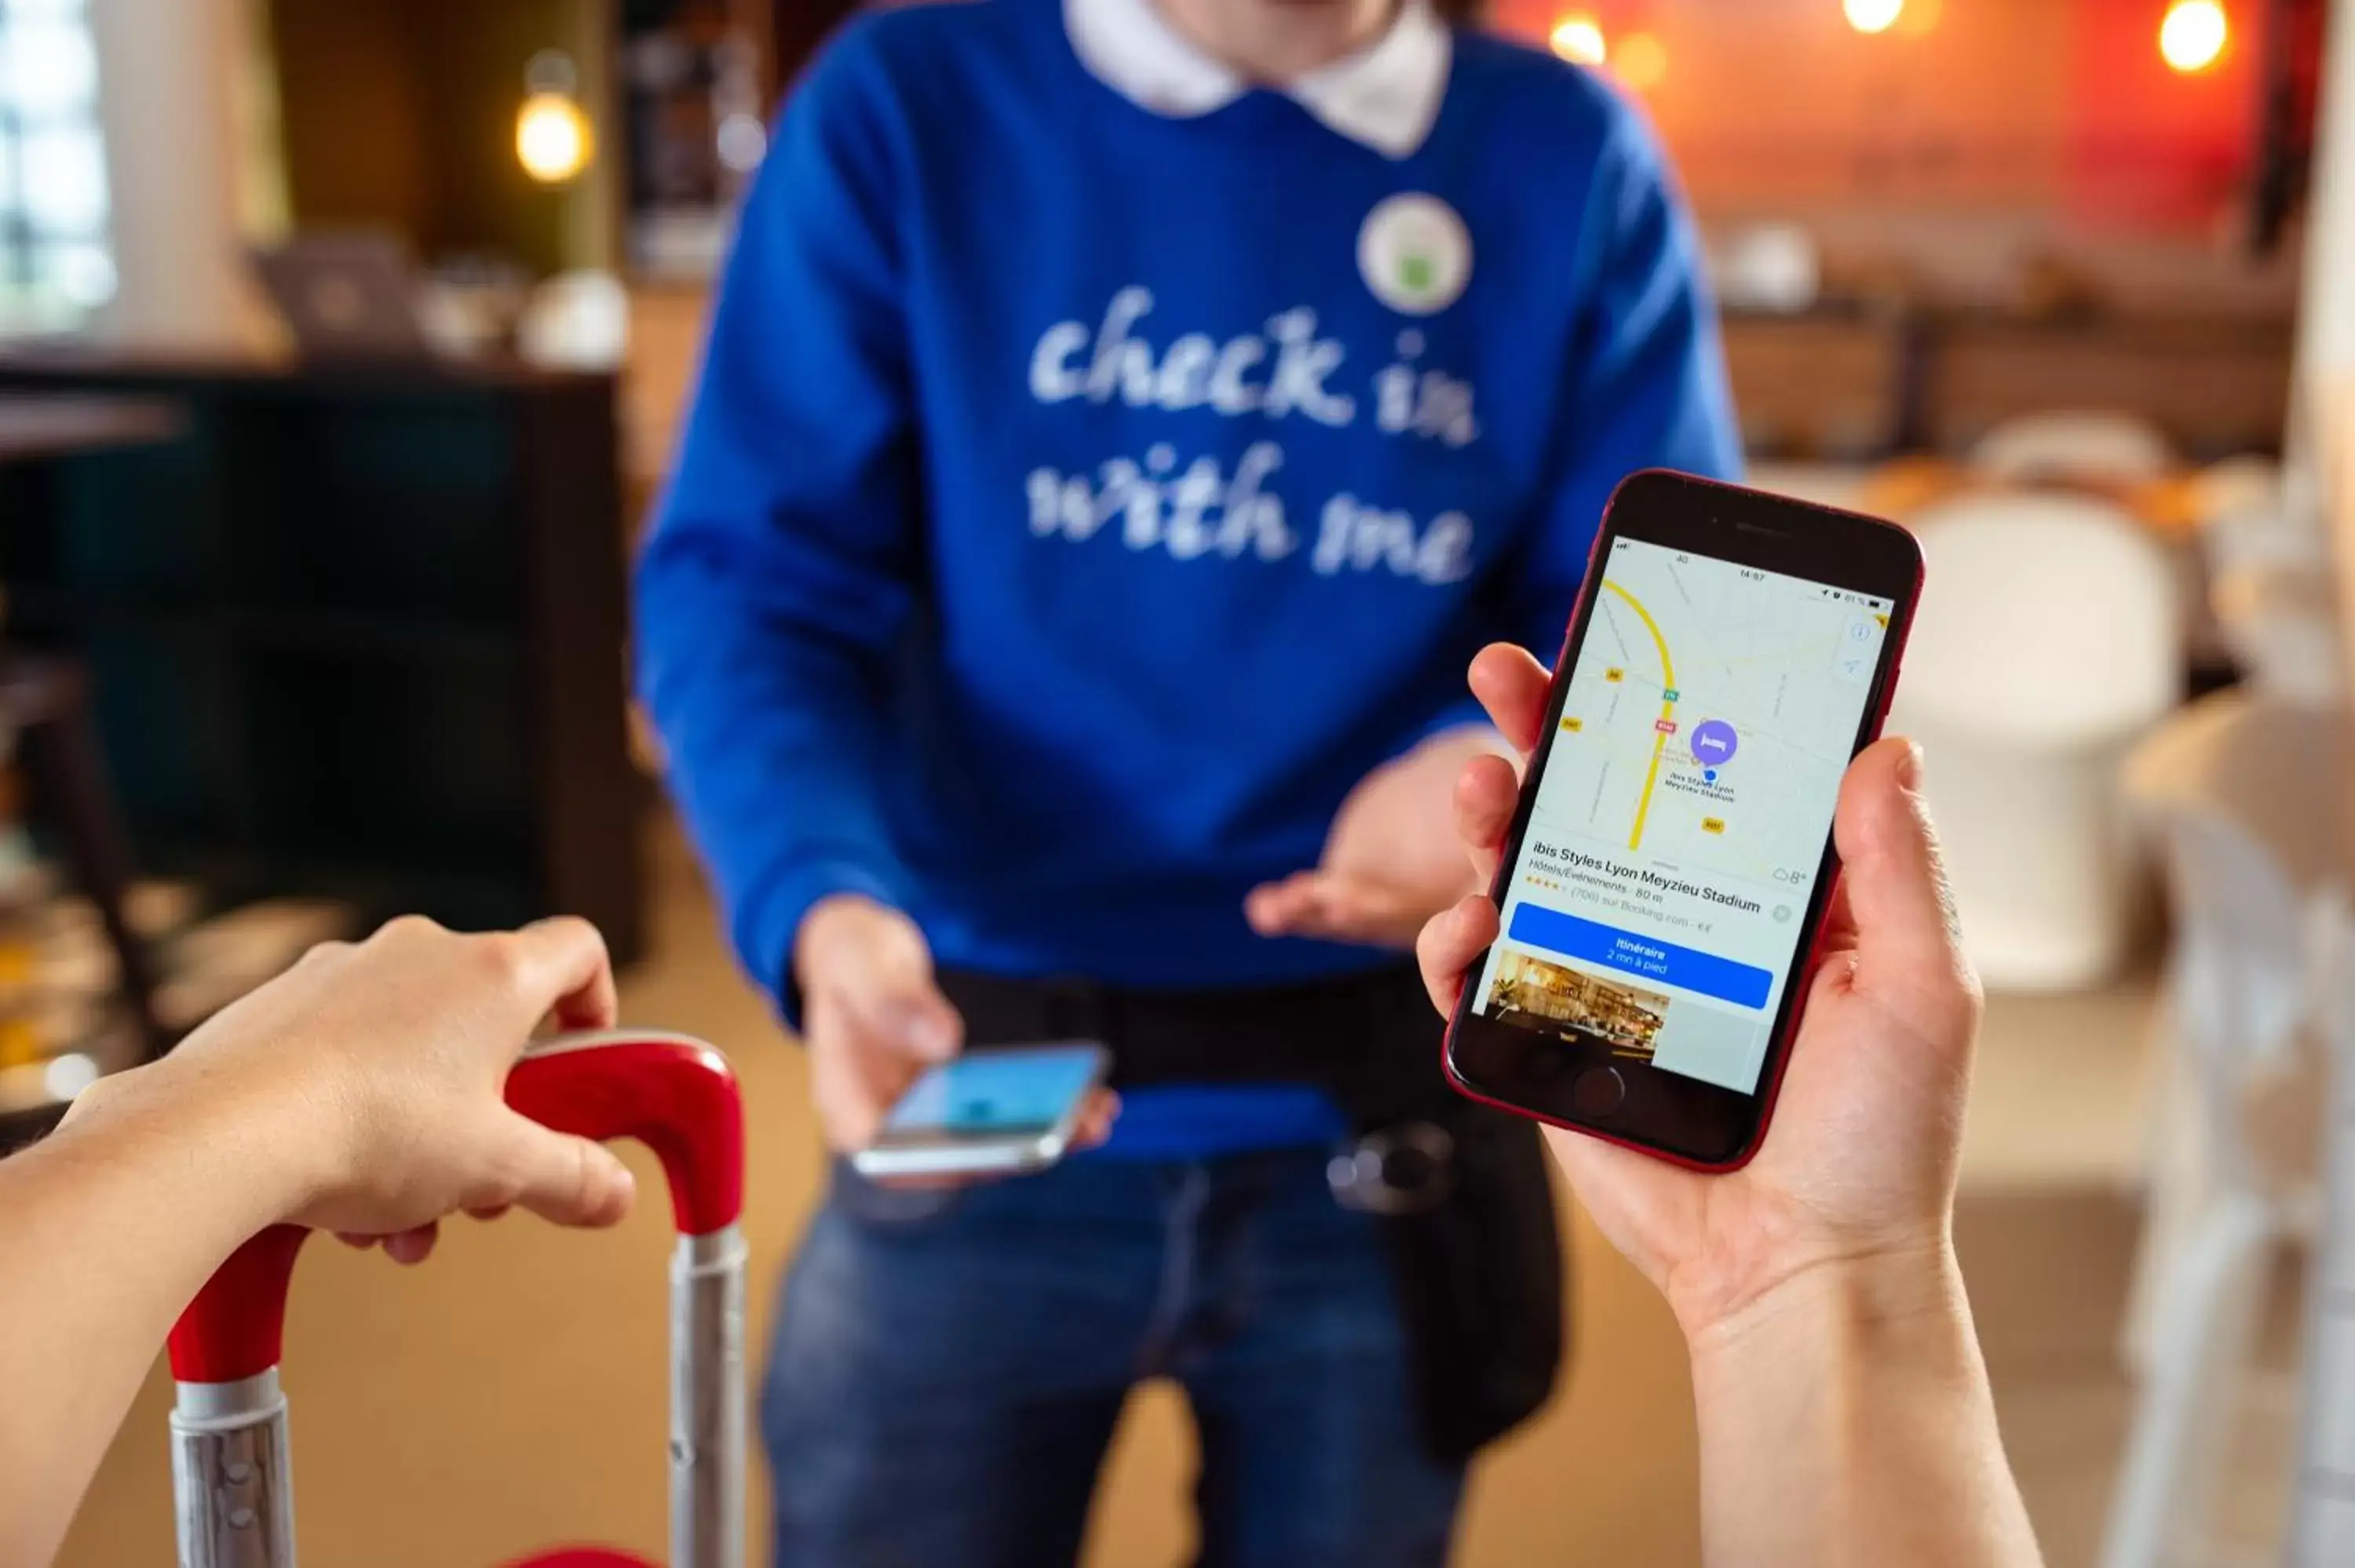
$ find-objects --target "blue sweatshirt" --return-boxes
[636,0,1740,1154]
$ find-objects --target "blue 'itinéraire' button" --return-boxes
[1506,904,1775,1010]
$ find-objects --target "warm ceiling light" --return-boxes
[1549,13,1607,67]
[2160,0,2229,73]
[517,91,594,184]
[1844,0,1904,34]
[1897,0,1942,35]
[517,48,593,185]
[1615,31,1668,91]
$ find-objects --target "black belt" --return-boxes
[936,961,1437,1120]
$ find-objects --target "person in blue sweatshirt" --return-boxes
[635,0,1739,1560]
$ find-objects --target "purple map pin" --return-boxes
[1689,720,1738,768]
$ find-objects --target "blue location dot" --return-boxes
[1703,769,1718,783]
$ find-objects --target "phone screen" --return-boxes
[881,1046,1104,1138]
[1466,535,1894,1098]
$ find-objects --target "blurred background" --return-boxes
[4,0,2352,1563]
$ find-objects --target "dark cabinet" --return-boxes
[0,357,644,964]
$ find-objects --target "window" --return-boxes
[0,0,112,334]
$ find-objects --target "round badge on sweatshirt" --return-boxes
[1358,193,1472,316]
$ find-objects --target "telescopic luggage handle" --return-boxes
[166,1032,749,1568]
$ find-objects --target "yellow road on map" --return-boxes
[1602,580,1676,851]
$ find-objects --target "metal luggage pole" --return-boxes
[166,1032,750,1568]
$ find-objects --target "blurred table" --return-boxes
[1743,462,1879,514]
[0,393,185,465]
[1843,454,2207,541]
[1747,456,2205,541]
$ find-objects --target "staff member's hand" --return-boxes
[1246,726,1510,949]
[794,894,1118,1169]
[795,894,966,1154]
[1416,644,1983,1341]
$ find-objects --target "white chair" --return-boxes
[2188,455,2306,571]
[1891,492,2183,990]
[1970,410,2177,487]
[2183,452,2346,706]
[2211,564,2346,707]
[2104,691,2350,1568]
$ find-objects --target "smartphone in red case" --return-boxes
[1442,471,1924,1172]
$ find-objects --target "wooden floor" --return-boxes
[57,831,2293,1566]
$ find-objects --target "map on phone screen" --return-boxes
[1470,536,1893,1096]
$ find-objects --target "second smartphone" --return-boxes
[1443,470,1923,1171]
[852,1043,1111,1182]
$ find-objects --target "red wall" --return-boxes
[1486,0,2278,235]
[2063,0,2264,231]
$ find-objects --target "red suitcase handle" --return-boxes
[506,1033,746,1238]
[167,1033,746,1385]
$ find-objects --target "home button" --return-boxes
[1571,1066,1627,1119]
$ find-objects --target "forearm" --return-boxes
[1685,1250,2042,1568]
[0,1063,319,1568]
[633,42,922,1001]
[634,565,914,1001]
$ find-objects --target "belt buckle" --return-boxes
[1327,1121,1455,1216]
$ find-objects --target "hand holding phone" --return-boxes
[851,1044,1114,1182]
[1426,688,2025,1562]
[1428,682,1981,1335]
[1442,472,1924,1169]
[796,893,969,1156]
[1427,474,1981,1336]
[797,895,1117,1181]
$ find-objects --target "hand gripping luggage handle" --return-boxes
[167,1032,746,1382]
[166,1032,750,1568]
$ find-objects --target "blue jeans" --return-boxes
[761,1148,1466,1568]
